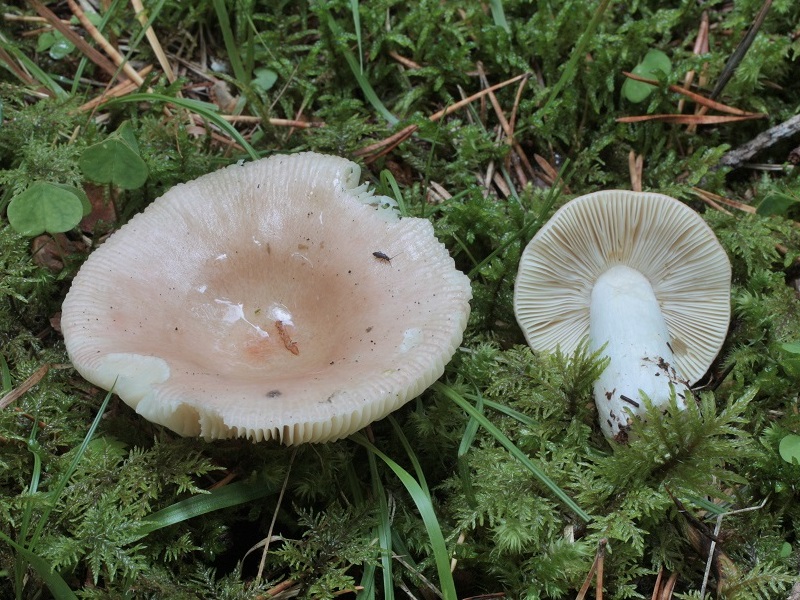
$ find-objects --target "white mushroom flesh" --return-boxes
[590,264,688,440]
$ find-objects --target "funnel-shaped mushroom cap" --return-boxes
[514,190,730,384]
[62,153,472,444]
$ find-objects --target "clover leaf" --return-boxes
[779,434,800,465]
[621,49,672,103]
[757,192,799,217]
[779,342,800,378]
[80,122,149,190]
[252,68,278,93]
[7,182,86,236]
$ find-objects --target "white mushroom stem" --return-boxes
[589,265,689,440]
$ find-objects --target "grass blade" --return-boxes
[488,0,510,33]
[211,0,248,84]
[102,93,259,160]
[379,170,408,217]
[27,389,114,550]
[357,563,377,600]
[12,389,113,598]
[15,424,43,594]
[457,396,483,507]
[457,391,483,506]
[0,531,77,600]
[364,448,394,600]
[321,9,398,125]
[0,354,11,392]
[351,433,457,600]
[464,393,538,428]
[540,0,614,115]
[434,382,592,522]
[136,477,279,535]
[450,232,480,271]
[388,415,430,497]
[0,33,68,99]
[350,0,364,73]
[683,492,731,516]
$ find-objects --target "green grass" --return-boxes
[2,0,800,598]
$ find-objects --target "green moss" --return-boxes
[2,0,800,597]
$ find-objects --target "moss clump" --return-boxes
[2,0,800,597]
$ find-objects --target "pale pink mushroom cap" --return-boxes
[61,153,472,444]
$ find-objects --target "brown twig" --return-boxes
[477,64,515,144]
[256,578,295,599]
[78,65,153,112]
[659,572,678,600]
[621,72,763,116]
[617,113,764,125]
[575,539,608,600]
[353,124,418,159]
[392,553,444,599]
[678,11,709,116]
[650,567,664,600]
[389,50,421,69]
[694,187,800,262]
[629,150,643,192]
[533,153,565,189]
[1,363,52,410]
[508,71,527,139]
[449,531,467,573]
[0,45,38,89]
[354,73,529,161]
[255,448,297,585]
[692,187,756,214]
[67,0,144,85]
[719,113,800,169]
[285,95,310,140]
[130,0,175,83]
[427,180,453,204]
[28,0,118,78]
[3,13,69,24]
[207,470,237,490]
[476,64,528,186]
[429,73,528,123]
[218,115,322,128]
[492,169,512,198]
[685,11,710,134]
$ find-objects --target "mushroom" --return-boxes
[61,152,472,444]
[513,190,731,441]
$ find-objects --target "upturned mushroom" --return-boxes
[513,190,731,441]
[61,152,472,444]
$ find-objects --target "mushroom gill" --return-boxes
[514,190,731,440]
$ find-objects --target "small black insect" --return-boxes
[372,251,401,264]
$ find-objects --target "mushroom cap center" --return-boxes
[171,236,404,380]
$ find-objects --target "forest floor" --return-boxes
[1,1,800,599]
